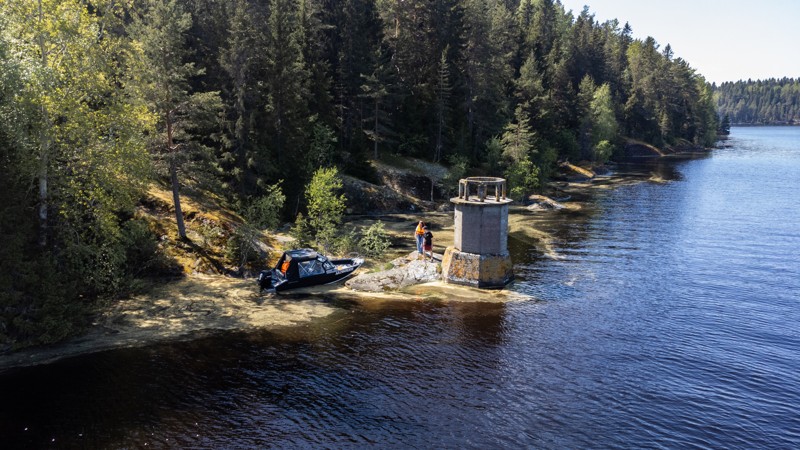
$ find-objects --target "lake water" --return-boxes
[2,127,799,448]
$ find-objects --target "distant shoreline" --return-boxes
[729,123,800,127]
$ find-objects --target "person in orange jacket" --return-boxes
[415,220,426,258]
[281,259,290,275]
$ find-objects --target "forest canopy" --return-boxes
[1,0,721,347]
[715,78,800,125]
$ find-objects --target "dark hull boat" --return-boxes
[258,249,364,292]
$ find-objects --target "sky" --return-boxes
[558,0,800,84]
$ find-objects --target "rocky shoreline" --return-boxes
[0,147,714,372]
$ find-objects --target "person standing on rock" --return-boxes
[423,226,434,262]
[415,220,426,258]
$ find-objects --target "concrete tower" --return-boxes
[441,177,514,288]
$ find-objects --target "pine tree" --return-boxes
[719,114,731,135]
[220,0,260,198]
[501,103,539,200]
[325,0,383,155]
[360,46,397,160]
[463,0,514,160]
[434,46,453,163]
[577,75,597,160]
[261,0,311,209]
[129,0,222,240]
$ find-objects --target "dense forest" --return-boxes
[1,0,720,347]
[715,78,800,125]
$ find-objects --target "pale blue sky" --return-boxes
[559,0,800,84]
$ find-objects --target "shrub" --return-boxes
[290,213,313,248]
[333,228,359,256]
[122,219,162,276]
[442,154,469,197]
[505,157,540,201]
[594,140,614,163]
[296,167,346,251]
[244,182,285,230]
[359,221,391,257]
[225,223,263,270]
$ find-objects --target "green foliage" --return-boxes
[298,167,347,251]
[128,0,223,239]
[262,0,312,206]
[500,102,541,198]
[244,182,286,230]
[505,158,540,201]
[358,221,391,257]
[306,119,338,170]
[715,78,800,125]
[226,223,263,270]
[485,137,504,175]
[289,213,313,248]
[594,140,614,163]
[589,84,618,162]
[442,154,470,196]
[333,228,360,256]
[719,114,731,135]
[536,143,559,183]
[121,219,176,278]
[501,103,536,163]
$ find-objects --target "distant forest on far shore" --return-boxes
[715,78,800,125]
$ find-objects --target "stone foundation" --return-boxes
[441,246,513,289]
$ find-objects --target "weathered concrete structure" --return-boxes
[441,177,514,288]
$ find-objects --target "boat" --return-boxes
[257,248,364,292]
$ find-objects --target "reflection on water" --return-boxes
[1,127,800,448]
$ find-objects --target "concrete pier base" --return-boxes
[441,246,514,289]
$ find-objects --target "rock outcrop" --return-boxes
[345,253,440,292]
[623,139,665,158]
[526,194,566,211]
[341,175,419,214]
[558,161,596,181]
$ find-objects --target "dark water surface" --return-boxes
[2,127,799,448]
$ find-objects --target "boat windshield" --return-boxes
[298,259,325,278]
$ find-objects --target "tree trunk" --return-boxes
[467,82,476,160]
[170,157,186,240]
[373,98,379,160]
[38,149,48,248]
[435,111,443,163]
[37,0,48,248]
[166,115,186,240]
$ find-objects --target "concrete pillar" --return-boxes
[442,177,514,289]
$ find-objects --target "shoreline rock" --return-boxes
[526,194,566,211]
[346,252,441,292]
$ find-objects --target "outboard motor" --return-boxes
[257,270,273,291]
